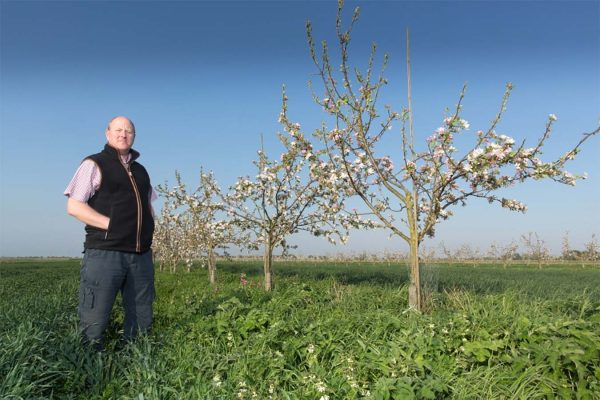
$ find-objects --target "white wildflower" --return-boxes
[316,381,327,393]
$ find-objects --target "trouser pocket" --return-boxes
[81,287,95,309]
[78,249,122,340]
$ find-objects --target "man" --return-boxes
[64,116,156,350]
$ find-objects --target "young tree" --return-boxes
[304,1,599,310]
[153,182,198,273]
[520,232,550,269]
[223,98,374,291]
[487,242,499,261]
[419,246,436,265]
[455,243,480,267]
[583,233,599,264]
[153,209,181,272]
[561,231,574,262]
[439,242,454,263]
[155,171,245,283]
[488,240,519,268]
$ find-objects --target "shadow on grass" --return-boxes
[218,260,412,287]
[215,260,600,301]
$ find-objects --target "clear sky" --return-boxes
[1,0,598,257]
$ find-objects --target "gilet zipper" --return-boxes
[120,159,143,253]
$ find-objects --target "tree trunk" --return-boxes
[264,240,274,291]
[208,247,217,285]
[408,236,422,311]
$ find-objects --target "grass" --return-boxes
[1,259,599,399]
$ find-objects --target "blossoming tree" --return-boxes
[583,234,599,263]
[153,180,196,273]
[487,241,519,269]
[155,170,244,283]
[223,94,373,291]
[304,1,599,310]
[520,232,550,269]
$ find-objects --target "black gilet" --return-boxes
[84,144,155,253]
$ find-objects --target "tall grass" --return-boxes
[1,260,598,399]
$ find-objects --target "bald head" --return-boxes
[105,116,136,154]
[107,116,135,133]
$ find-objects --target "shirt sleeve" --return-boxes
[64,159,102,203]
[149,187,158,203]
[149,187,158,219]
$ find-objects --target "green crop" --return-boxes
[1,260,599,399]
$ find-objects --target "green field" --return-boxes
[1,260,599,399]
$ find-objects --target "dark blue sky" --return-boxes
[1,0,598,256]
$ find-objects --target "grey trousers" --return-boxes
[79,248,155,349]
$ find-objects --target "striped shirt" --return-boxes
[64,154,157,204]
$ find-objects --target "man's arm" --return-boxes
[65,159,108,229]
[149,187,158,219]
[67,197,110,230]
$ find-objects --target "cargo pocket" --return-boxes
[82,287,95,309]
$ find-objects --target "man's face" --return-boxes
[106,117,135,154]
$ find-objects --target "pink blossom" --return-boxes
[467,148,484,161]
